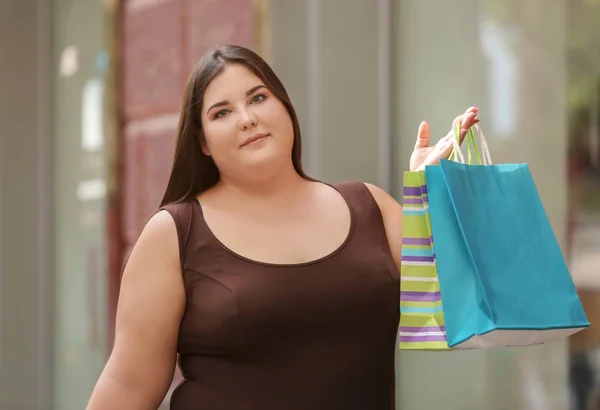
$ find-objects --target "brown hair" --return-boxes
[160,45,310,207]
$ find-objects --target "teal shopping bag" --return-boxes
[425,123,589,348]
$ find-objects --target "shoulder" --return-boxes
[123,202,196,272]
[362,183,402,216]
[116,209,184,326]
[362,182,403,234]
[134,210,180,265]
[120,209,184,308]
[144,209,178,237]
[362,183,403,269]
[160,200,195,227]
[158,200,196,258]
[331,180,402,218]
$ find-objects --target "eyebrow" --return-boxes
[205,85,267,115]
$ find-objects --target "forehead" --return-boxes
[203,63,264,103]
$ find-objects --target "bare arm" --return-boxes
[364,183,403,271]
[87,210,186,410]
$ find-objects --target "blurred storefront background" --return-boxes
[1,0,599,409]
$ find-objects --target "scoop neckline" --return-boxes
[193,182,355,268]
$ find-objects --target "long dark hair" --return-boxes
[159,45,309,207]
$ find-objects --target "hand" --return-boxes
[409,107,480,172]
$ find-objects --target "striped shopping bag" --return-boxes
[398,170,449,350]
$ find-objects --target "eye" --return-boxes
[250,93,266,104]
[213,109,229,120]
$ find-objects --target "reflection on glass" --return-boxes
[479,18,518,139]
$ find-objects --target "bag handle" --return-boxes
[449,118,493,165]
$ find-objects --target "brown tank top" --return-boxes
[161,181,400,410]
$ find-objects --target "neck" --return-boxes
[216,161,310,201]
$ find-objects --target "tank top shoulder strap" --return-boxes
[332,180,381,217]
[160,200,195,268]
[332,181,389,246]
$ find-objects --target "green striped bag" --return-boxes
[398,170,448,350]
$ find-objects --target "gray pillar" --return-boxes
[0,0,54,409]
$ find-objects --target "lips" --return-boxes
[241,133,269,147]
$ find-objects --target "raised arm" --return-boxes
[86,210,185,410]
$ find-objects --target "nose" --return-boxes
[237,111,257,131]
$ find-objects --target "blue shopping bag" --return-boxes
[424,124,589,349]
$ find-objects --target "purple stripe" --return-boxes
[401,255,435,262]
[403,198,423,205]
[403,237,431,246]
[400,325,445,332]
[400,334,447,343]
[401,291,441,302]
[404,185,428,196]
[403,187,423,196]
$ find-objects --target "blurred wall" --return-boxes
[0,0,54,409]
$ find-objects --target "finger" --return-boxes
[450,115,468,145]
[415,121,430,149]
[455,107,479,127]
[453,114,463,127]
[462,111,478,128]
[440,130,454,144]
[458,112,478,144]
[423,137,454,166]
[438,136,455,159]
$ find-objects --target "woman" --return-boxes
[86,45,479,410]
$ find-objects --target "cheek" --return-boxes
[281,113,295,148]
[284,115,294,138]
[203,121,237,154]
[263,103,294,144]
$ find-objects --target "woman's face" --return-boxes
[200,63,294,180]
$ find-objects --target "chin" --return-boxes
[242,148,289,173]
